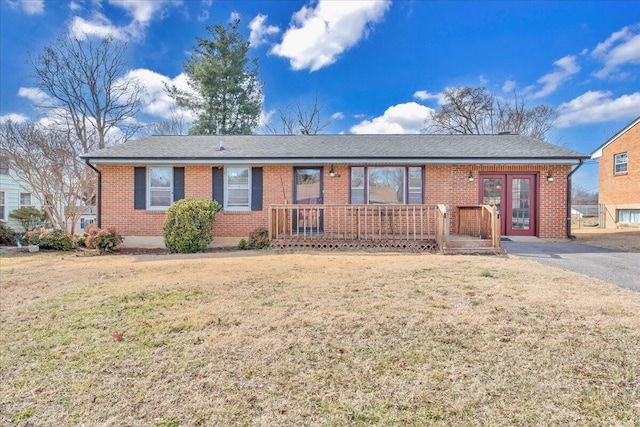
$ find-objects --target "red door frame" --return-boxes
[479,173,538,236]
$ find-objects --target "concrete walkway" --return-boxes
[502,238,640,292]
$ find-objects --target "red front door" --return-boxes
[481,174,537,236]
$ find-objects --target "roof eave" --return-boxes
[84,156,588,166]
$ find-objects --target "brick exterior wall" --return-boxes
[597,121,640,228]
[97,162,572,244]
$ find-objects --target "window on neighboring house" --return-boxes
[0,157,8,175]
[80,218,95,229]
[618,209,640,224]
[148,167,173,209]
[614,152,628,174]
[350,166,423,204]
[20,192,32,208]
[225,167,251,210]
[0,191,6,221]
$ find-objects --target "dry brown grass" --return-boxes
[1,250,640,426]
[572,228,640,252]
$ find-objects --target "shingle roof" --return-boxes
[83,134,588,165]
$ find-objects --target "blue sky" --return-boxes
[1,0,640,192]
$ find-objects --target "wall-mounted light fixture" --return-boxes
[329,165,341,178]
[467,171,474,182]
[547,171,554,182]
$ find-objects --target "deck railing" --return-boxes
[269,204,443,249]
[454,205,501,248]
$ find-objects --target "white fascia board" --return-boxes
[87,157,584,166]
[591,116,640,159]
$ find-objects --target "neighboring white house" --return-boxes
[0,157,43,232]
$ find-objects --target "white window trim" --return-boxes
[0,191,6,221]
[19,192,32,208]
[614,152,628,174]
[351,166,423,205]
[224,166,251,211]
[147,166,174,211]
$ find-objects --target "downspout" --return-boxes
[84,160,102,229]
[566,159,585,239]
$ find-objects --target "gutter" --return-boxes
[566,159,585,239]
[84,160,102,229]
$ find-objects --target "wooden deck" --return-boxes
[268,204,501,253]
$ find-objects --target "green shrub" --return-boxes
[24,228,75,251]
[163,199,222,253]
[238,238,248,249]
[9,207,48,232]
[85,226,123,253]
[74,232,89,248]
[0,222,17,245]
[247,228,270,249]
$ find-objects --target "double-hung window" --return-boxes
[225,167,251,210]
[148,167,173,209]
[614,152,628,174]
[350,166,423,204]
[0,191,6,221]
[20,192,32,208]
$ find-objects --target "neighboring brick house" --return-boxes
[591,116,640,228]
[83,134,588,248]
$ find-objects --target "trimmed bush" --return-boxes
[24,228,75,251]
[85,226,123,253]
[9,207,48,232]
[0,222,17,246]
[163,199,222,253]
[247,228,270,249]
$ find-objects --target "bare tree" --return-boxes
[264,94,331,135]
[148,106,189,135]
[1,121,93,234]
[29,34,144,152]
[424,86,557,140]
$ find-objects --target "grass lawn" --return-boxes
[1,251,639,426]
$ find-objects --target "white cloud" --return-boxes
[350,102,434,134]
[5,0,44,15]
[249,14,280,47]
[413,90,445,104]
[68,1,178,41]
[479,75,489,85]
[69,14,129,40]
[108,0,166,24]
[229,11,240,23]
[271,0,391,72]
[331,112,345,120]
[556,90,640,127]
[502,79,516,93]
[123,69,193,123]
[17,87,51,105]
[530,55,581,99]
[0,113,29,124]
[591,25,640,78]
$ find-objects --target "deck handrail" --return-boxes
[435,204,449,252]
[454,205,500,249]
[269,204,441,245]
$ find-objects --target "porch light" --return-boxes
[467,171,474,182]
[547,171,554,182]
[329,165,341,178]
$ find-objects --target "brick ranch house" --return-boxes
[591,116,640,228]
[83,134,588,251]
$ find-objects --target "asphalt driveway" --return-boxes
[502,239,640,292]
